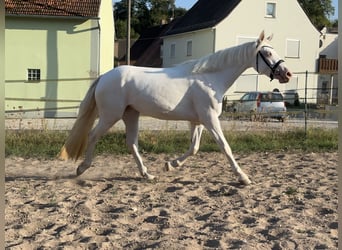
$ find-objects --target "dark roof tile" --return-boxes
[5,0,101,17]
[165,0,241,35]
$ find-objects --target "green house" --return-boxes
[5,0,114,118]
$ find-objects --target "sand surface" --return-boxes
[5,152,337,249]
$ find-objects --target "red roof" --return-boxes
[5,0,101,18]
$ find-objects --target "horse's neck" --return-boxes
[192,41,257,95]
[205,60,253,96]
[192,42,257,73]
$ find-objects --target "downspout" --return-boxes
[212,27,216,53]
[89,18,101,78]
[97,19,101,76]
[126,0,131,65]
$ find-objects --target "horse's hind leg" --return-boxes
[77,117,119,176]
[165,123,203,171]
[122,107,155,180]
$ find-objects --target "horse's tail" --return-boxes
[59,77,101,161]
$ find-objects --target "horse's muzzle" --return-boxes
[276,69,292,83]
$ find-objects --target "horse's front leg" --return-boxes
[165,123,203,171]
[123,107,155,180]
[203,115,251,185]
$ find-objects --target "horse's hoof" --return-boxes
[239,176,252,185]
[76,164,90,176]
[164,162,175,171]
[144,173,156,180]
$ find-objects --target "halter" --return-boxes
[256,46,284,81]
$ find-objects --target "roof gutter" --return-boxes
[161,27,213,39]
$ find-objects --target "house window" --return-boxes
[265,2,276,18]
[286,39,300,58]
[27,69,41,81]
[186,40,192,56]
[170,44,175,58]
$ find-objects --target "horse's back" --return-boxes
[94,65,200,121]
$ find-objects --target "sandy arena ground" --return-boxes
[5,151,337,249]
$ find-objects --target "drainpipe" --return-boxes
[97,20,101,76]
[212,27,216,53]
[126,0,131,65]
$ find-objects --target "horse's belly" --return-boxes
[125,79,198,120]
[130,98,197,121]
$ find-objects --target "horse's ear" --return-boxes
[267,33,273,41]
[257,30,265,46]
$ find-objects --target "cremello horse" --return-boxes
[59,31,292,185]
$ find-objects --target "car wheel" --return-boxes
[233,109,239,120]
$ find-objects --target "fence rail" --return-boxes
[5,106,79,114]
[5,70,338,136]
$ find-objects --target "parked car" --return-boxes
[283,90,300,106]
[233,91,287,122]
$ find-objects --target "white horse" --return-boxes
[59,31,291,185]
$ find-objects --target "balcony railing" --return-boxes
[318,58,338,74]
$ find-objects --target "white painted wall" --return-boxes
[162,28,214,67]
[319,33,338,59]
[99,0,115,73]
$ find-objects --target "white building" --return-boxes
[162,0,325,103]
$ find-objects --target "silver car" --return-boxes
[233,91,287,122]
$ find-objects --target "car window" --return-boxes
[260,93,270,102]
[271,93,283,101]
[260,93,283,102]
[249,93,257,100]
[241,94,250,101]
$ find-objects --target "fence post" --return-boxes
[304,70,308,137]
[329,74,334,105]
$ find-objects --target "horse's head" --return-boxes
[255,31,292,83]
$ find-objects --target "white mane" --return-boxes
[187,41,259,74]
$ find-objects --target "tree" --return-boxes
[331,19,338,28]
[298,0,335,29]
[114,0,186,39]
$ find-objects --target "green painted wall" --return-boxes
[5,16,100,118]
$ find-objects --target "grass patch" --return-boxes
[5,128,337,159]
[5,130,69,159]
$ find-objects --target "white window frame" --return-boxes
[265,2,276,18]
[170,43,176,58]
[186,40,192,56]
[27,68,41,81]
[285,39,301,58]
